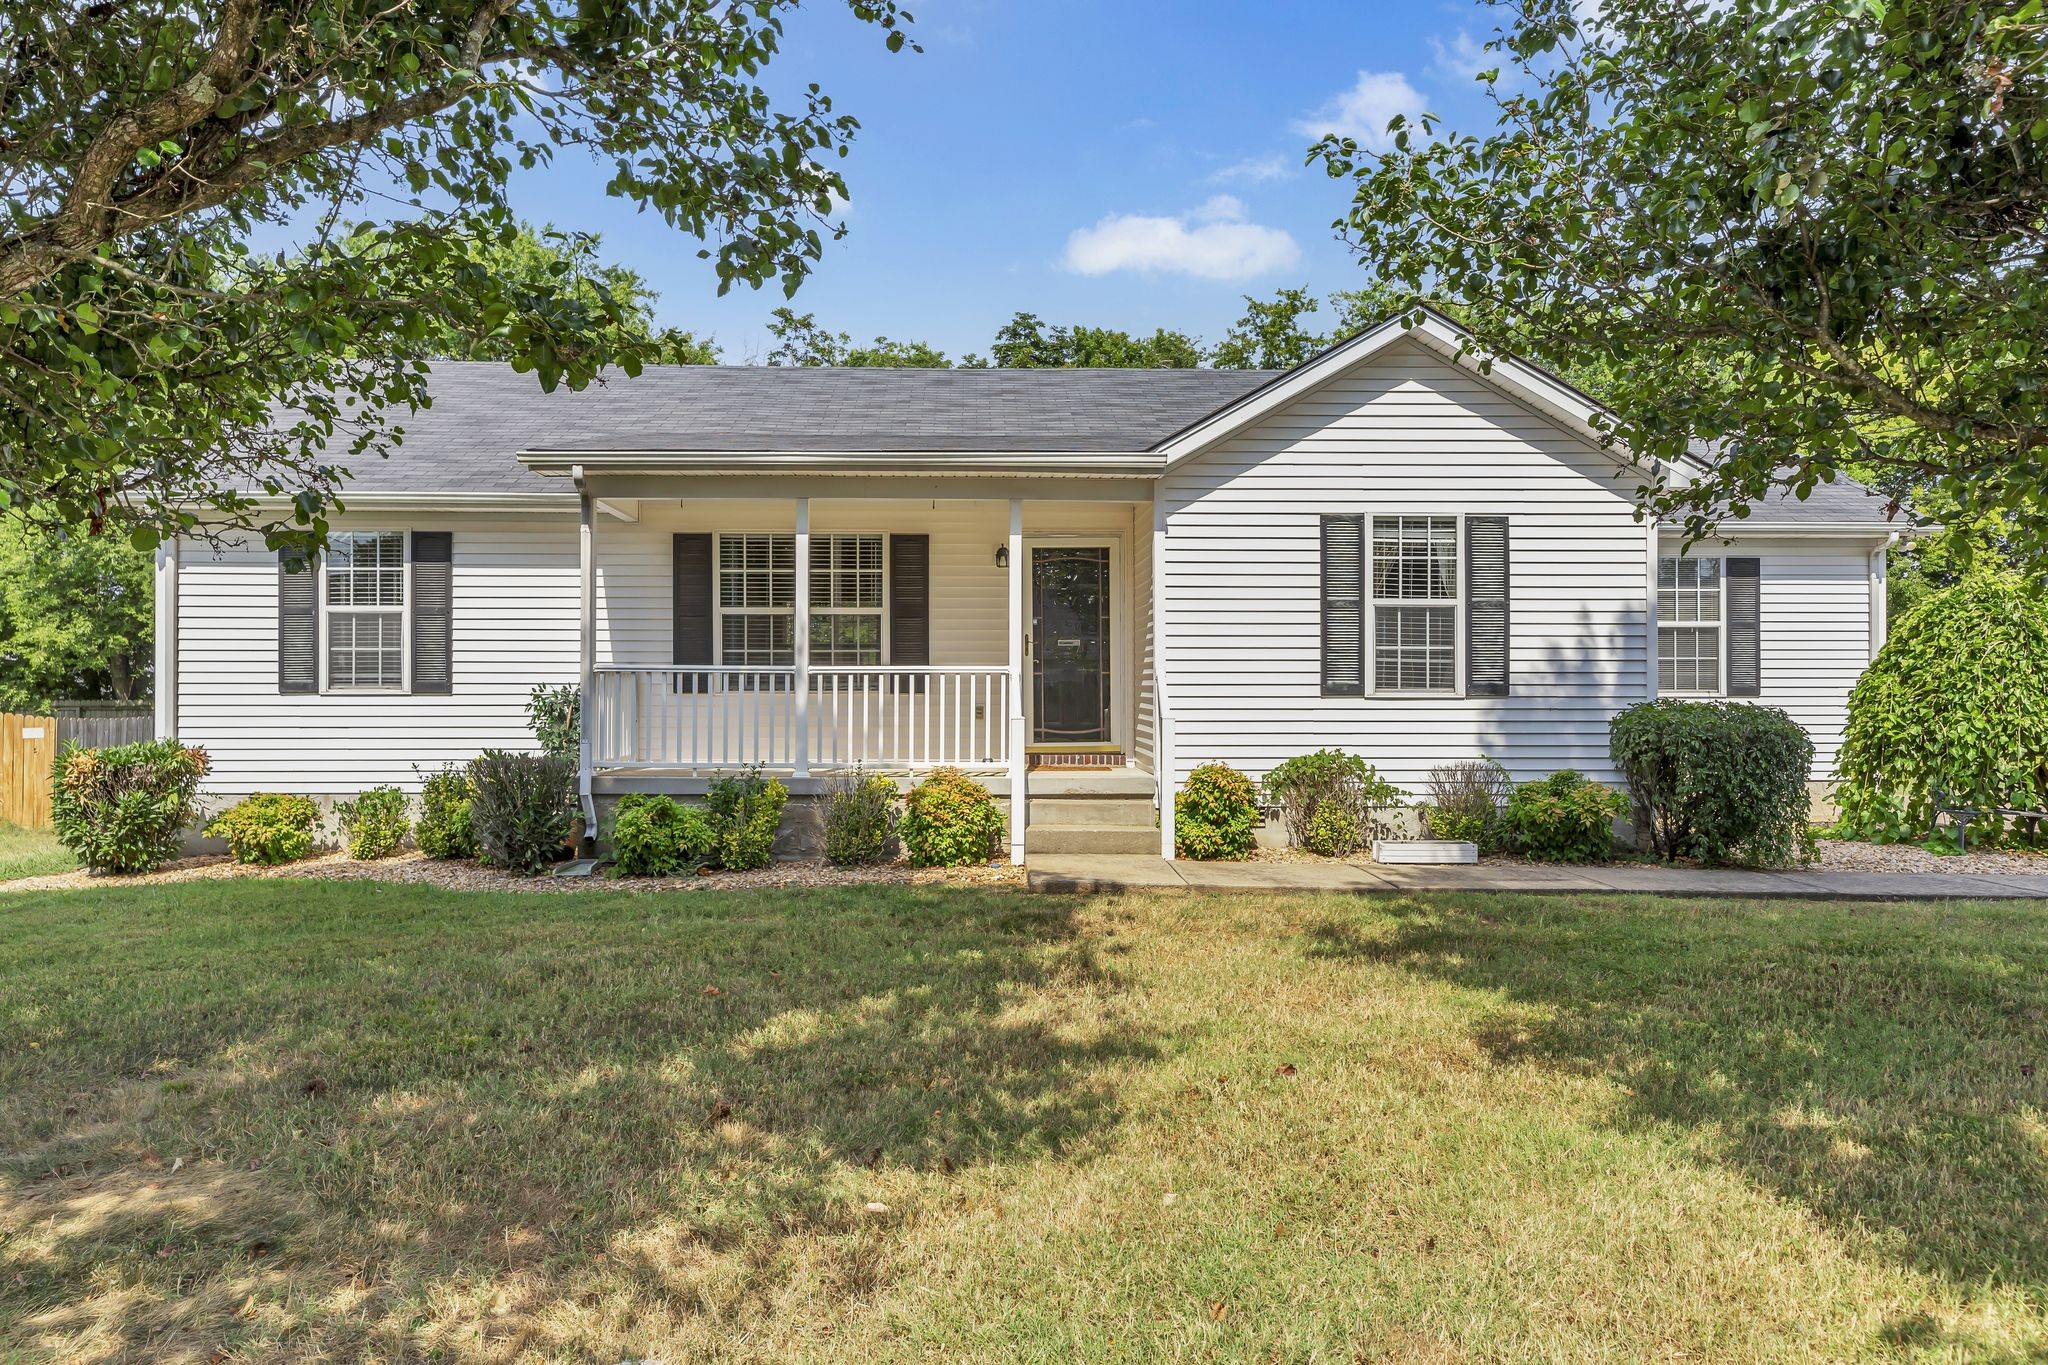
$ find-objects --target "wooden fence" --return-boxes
[54,702,154,750]
[1,712,57,829]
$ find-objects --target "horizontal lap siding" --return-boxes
[1131,501,1156,773]
[1160,341,1649,796]
[1666,534,1873,777]
[177,514,579,794]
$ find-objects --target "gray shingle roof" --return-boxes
[316,362,1282,494]
[1721,479,1903,527]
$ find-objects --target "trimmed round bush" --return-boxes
[52,738,209,873]
[1610,699,1813,865]
[824,769,898,866]
[1175,762,1260,860]
[1499,770,1625,863]
[1263,749,1401,855]
[206,792,321,865]
[414,763,477,860]
[1836,571,2048,841]
[611,793,716,875]
[336,785,410,859]
[899,767,1006,867]
[467,750,575,874]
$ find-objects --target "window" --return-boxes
[718,533,796,666]
[1658,555,1722,692]
[326,531,406,690]
[1371,516,1458,691]
[810,534,885,666]
[714,532,890,667]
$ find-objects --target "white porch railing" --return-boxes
[589,666,1011,771]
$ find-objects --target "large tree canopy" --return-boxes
[1314,0,2045,549]
[0,0,911,549]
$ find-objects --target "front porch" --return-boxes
[564,479,1166,862]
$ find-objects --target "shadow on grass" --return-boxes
[0,880,1152,1360]
[1306,895,2048,1303]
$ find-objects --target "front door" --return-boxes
[1031,544,1113,744]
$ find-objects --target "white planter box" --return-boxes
[1372,839,1478,865]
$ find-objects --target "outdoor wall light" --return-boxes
[994,545,1009,569]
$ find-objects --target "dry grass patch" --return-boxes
[1,880,2045,1360]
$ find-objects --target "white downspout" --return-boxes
[575,467,598,841]
[1154,496,1175,860]
[794,496,811,779]
[153,538,180,740]
[1869,533,1897,661]
[1644,519,1660,700]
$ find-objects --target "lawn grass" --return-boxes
[0,821,72,881]
[2,880,2045,1361]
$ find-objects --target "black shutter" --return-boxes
[1321,514,1364,696]
[890,534,930,666]
[278,550,318,694]
[673,533,713,692]
[411,531,453,694]
[1465,515,1510,696]
[1727,556,1761,696]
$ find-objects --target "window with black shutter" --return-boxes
[1321,514,1364,695]
[1465,516,1510,696]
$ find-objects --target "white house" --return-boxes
[154,309,1903,861]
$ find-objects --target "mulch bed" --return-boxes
[1,849,1025,895]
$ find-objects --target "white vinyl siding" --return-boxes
[174,512,580,795]
[1158,337,1652,794]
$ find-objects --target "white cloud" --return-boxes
[1207,152,1296,186]
[1427,31,1495,84]
[1289,70,1424,150]
[1060,195,1300,283]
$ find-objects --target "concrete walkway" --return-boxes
[1027,855,2048,900]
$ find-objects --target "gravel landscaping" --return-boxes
[0,848,1024,895]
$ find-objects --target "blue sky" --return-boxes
[421,0,1504,361]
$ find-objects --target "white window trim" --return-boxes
[1657,553,1726,697]
[1366,512,1465,699]
[711,530,893,668]
[319,530,411,694]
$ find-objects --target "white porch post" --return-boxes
[1154,497,1175,860]
[1007,497,1027,864]
[794,496,811,777]
[153,538,179,740]
[576,468,597,838]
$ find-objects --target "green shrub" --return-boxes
[526,683,581,763]
[1263,749,1402,856]
[52,738,209,874]
[1420,759,1512,849]
[1500,770,1626,863]
[205,792,321,866]
[610,793,716,876]
[824,768,898,866]
[705,766,789,871]
[335,785,410,859]
[1610,699,1814,865]
[899,767,1007,867]
[1175,762,1260,860]
[413,763,477,860]
[467,750,574,874]
[1836,571,2048,842]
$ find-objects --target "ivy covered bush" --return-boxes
[1610,700,1814,865]
[336,785,410,859]
[1499,770,1626,863]
[467,750,575,874]
[1836,572,2048,842]
[413,763,477,860]
[206,792,321,865]
[1175,762,1260,860]
[1263,749,1401,856]
[610,793,716,875]
[705,766,789,870]
[52,738,209,874]
[824,768,898,866]
[899,767,1006,867]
